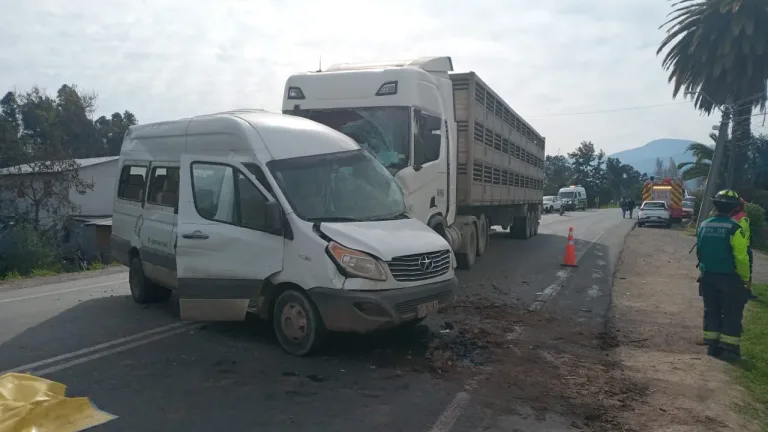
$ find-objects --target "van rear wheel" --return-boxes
[273,289,327,356]
[129,257,170,304]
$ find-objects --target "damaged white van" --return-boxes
[111,109,458,355]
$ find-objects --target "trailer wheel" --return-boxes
[456,225,477,269]
[273,288,327,356]
[476,214,489,256]
[532,213,539,236]
[510,216,530,239]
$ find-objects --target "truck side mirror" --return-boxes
[265,201,283,233]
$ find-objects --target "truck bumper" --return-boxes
[306,277,458,333]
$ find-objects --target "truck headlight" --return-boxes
[327,241,388,281]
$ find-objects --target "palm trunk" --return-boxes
[730,103,753,191]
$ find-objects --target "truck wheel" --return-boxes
[129,257,169,304]
[510,216,530,239]
[273,288,327,356]
[532,213,539,236]
[476,214,489,256]
[456,226,477,269]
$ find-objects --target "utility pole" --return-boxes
[697,107,732,225]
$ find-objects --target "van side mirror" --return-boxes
[265,201,283,233]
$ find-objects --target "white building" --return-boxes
[0,156,118,223]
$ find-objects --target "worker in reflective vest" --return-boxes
[731,198,757,300]
[696,189,751,360]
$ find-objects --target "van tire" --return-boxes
[273,289,327,356]
[129,257,170,304]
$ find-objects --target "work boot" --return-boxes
[718,350,742,363]
[706,345,722,357]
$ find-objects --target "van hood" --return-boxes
[319,218,451,261]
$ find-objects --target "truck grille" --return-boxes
[387,250,451,282]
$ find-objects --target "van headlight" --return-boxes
[327,241,388,281]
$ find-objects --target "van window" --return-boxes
[243,163,275,196]
[146,167,180,208]
[191,163,269,231]
[118,165,148,202]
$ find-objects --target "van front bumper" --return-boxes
[306,277,458,334]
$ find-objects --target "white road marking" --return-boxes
[592,270,603,278]
[587,285,601,299]
[529,231,606,311]
[2,322,193,375]
[428,392,471,432]
[34,325,199,376]
[0,279,129,304]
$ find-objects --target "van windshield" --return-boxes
[268,149,407,223]
[559,191,575,199]
[287,107,411,173]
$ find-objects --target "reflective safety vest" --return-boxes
[696,216,750,282]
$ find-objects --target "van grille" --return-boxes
[387,250,451,282]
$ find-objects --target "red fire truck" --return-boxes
[641,177,685,222]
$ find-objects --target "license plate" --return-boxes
[417,300,440,318]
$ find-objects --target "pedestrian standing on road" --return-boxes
[627,198,636,219]
[731,198,758,301]
[620,198,627,218]
[696,189,751,361]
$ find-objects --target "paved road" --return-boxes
[0,209,634,431]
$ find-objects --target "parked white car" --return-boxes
[542,196,562,213]
[637,200,671,228]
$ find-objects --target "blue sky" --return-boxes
[1,0,765,156]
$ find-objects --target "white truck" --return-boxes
[282,56,546,269]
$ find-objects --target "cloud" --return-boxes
[0,0,743,156]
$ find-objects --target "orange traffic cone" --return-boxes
[561,227,577,267]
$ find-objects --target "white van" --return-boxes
[557,185,588,211]
[111,109,458,356]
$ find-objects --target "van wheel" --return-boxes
[476,214,489,256]
[273,289,327,356]
[129,257,167,304]
[456,226,477,269]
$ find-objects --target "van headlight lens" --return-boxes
[327,241,387,281]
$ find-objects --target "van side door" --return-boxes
[175,154,284,321]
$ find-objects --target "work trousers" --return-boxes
[700,272,749,356]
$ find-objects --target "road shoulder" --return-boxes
[0,265,127,293]
[611,227,759,431]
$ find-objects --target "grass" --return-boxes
[735,283,768,429]
[0,259,118,281]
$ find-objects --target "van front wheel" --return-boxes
[273,289,327,356]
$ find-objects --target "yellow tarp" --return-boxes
[0,373,116,432]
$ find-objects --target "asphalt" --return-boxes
[0,208,635,431]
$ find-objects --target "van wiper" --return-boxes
[366,211,410,221]
[306,216,363,223]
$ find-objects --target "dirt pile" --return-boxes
[427,295,646,431]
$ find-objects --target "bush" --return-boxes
[0,226,59,277]
[746,202,767,246]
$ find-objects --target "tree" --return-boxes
[95,111,138,156]
[0,87,94,230]
[654,157,665,178]
[658,0,768,188]
[544,155,571,194]
[677,133,716,181]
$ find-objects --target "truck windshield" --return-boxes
[268,149,407,223]
[289,107,411,173]
[558,191,575,199]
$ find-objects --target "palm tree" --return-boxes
[677,133,717,181]
[658,0,768,186]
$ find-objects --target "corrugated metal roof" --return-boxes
[0,156,119,175]
[70,216,113,226]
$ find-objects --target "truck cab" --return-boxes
[282,57,546,269]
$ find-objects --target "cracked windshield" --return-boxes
[1,0,767,431]
[297,107,411,172]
